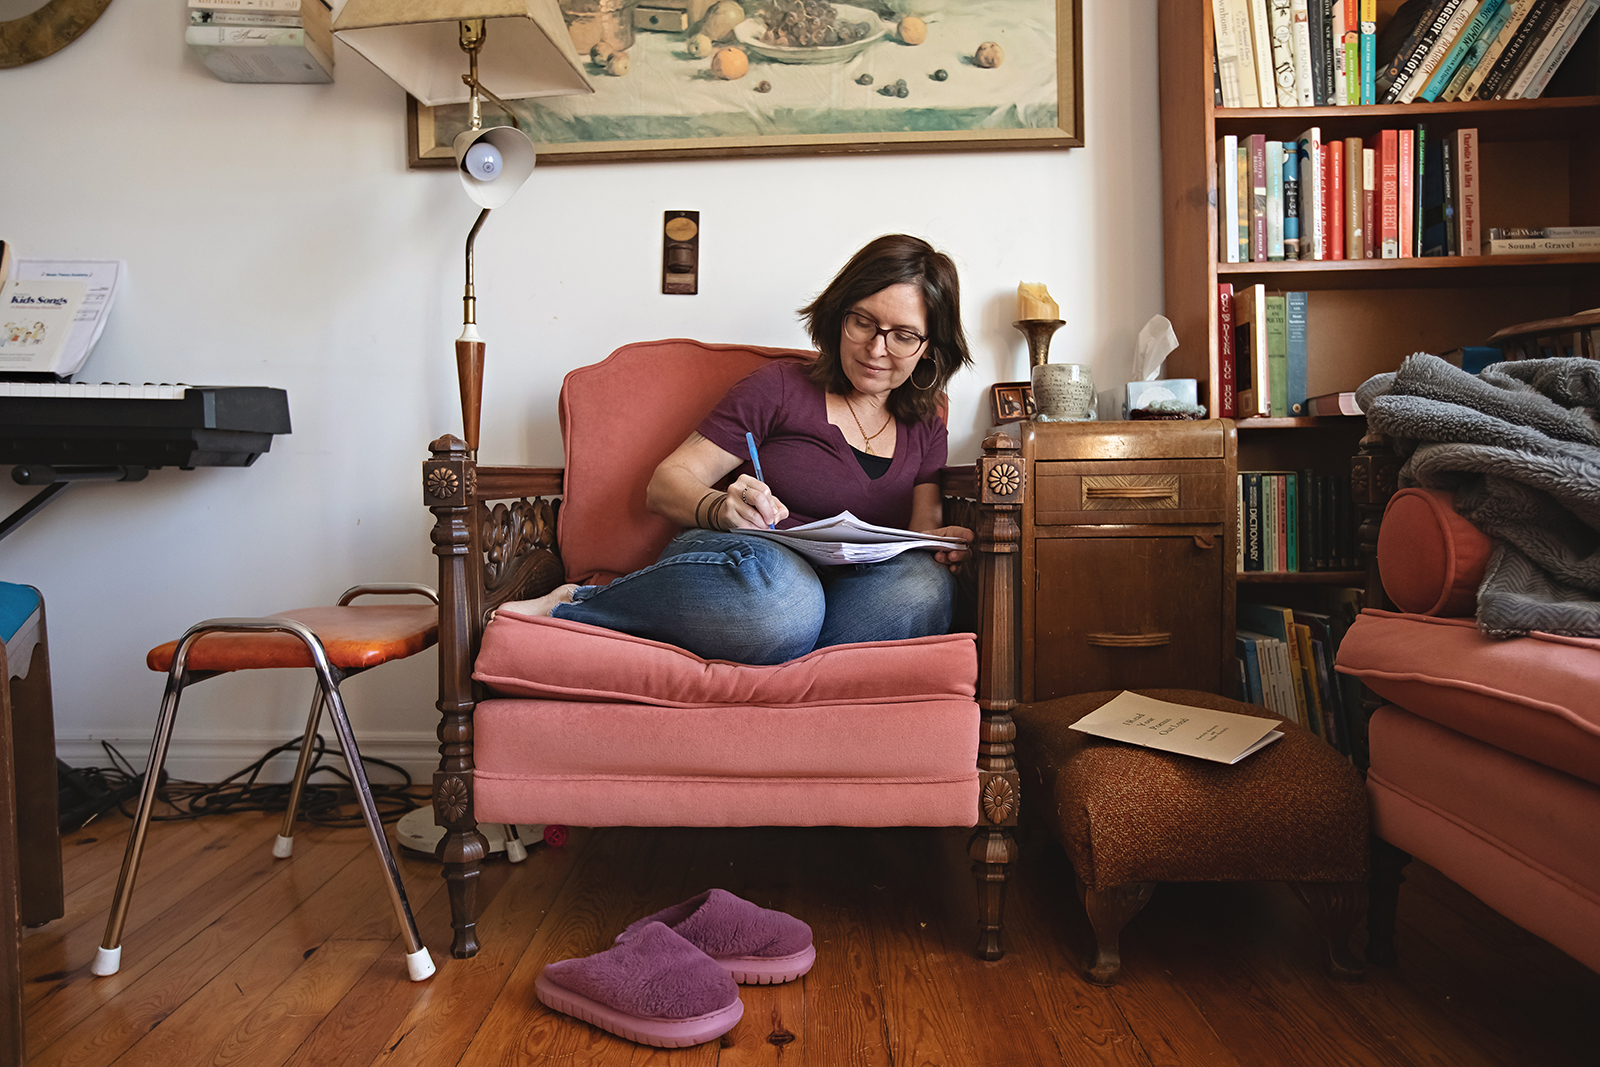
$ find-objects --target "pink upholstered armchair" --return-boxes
[422,340,1026,961]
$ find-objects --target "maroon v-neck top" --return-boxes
[698,361,948,529]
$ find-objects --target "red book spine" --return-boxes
[1217,282,1236,419]
[1327,139,1345,260]
[1379,128,1399,258]
[1398,129,1415,258]
[1275,474,1288,572]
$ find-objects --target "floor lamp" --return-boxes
[333,0,592,452]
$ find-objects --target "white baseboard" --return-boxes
[55,731,442,784]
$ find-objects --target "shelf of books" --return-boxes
[1161,0,1599,738]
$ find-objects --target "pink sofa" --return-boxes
[1335,486,1600,972]
[421,340,1028,960]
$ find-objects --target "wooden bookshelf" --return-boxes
[1159,0,1600,595]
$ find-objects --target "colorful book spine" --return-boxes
[1359,0,1378,102]
[1407,125,1423,257]
[1422,0,1510,101]
[1477,0,1558,99]
[1344,136,1364,259]
[1398,0,1486,103]
[1291,0,1318,104]
[1380,0,1472,101]
[1251,134,1269,262]
[1456,127,1480,255]
[1512,0,1600,98]
[1320,0,1338,101]
[1298,128,1324,261]
[1444,0,1517,98]
[1267,140,1286,261]
[1265,292,1289,418]
[1461,0,1533,99]
[1283,142,1301,260]
[1244,473,1264,570]
[1331,0,1351,103]
[1363,147,1377,260]
[1442,134,1458,254]
[1326,138,1345,261]
[1380,129,1400,258]
[1286,475,1300,573]
[1219,135,1241,264]
[1218,282,1237,418]
[1285,291,1309,415]
[1239,143,1253,261]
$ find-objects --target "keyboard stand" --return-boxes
[1,465,148,545]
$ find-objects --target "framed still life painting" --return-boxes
[408,0,1082,166]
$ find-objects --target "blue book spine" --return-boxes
[1236,634,1265,707]
[1421,0,1507,101]
[1285,291,1309,415]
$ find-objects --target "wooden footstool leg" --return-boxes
[1289,881,1366,981]
[1078,879,1156,985]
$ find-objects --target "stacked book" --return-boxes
[1484,225,1600,254]
[1236,600,1360,757]
[1213,0,1599,108]
[188,0,334,84]
[1217,126,1486,264]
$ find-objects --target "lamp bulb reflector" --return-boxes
[464,142,503,181]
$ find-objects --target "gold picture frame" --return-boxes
[407,0,1082,166]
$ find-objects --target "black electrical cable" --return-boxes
[88,737,428,828]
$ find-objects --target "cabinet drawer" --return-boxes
[1034,459,1230,525]
[1030,534,1224,702]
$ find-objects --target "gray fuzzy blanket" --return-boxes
[1356,354,1600,638]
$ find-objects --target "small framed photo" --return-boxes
[990,382,1035,424]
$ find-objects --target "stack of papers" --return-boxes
[738,511,966,566]
[1069,691,1284,764]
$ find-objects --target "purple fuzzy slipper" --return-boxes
[535,922,743,1047]
[618,889,815,985]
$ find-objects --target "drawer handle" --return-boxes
[1084,486,1175,500]
[1085,632,1173,648]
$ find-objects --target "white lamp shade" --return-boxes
[453,125,536,207]
[333,0,592,107]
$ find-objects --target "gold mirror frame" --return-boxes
[0,0,113,68]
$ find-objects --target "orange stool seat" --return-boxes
[147,604,438,673]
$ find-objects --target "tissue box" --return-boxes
[1122,379,1198,419]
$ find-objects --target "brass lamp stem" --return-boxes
[463,207,489,326]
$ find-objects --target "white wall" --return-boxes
[0,1,1161,780]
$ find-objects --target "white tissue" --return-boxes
[1134,315,1179,382]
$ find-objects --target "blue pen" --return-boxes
[745,431,775,529]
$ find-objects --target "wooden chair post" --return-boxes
[425,434,490,958]
[1350,431,1399,771]
[968,430,1024,961]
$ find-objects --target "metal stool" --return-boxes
[92,584,440,983]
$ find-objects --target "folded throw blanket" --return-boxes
[1356,354,1600,638]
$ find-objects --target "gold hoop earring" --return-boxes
[910,358,938,391]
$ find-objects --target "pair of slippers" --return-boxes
[534,888,814,1048]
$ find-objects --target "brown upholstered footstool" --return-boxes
[1015,689,1368,984]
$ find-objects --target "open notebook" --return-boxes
[735,510,966,566]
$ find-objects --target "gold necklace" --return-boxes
[845,396,893,456]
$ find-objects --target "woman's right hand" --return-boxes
[719,474,789,530]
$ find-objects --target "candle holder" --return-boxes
[1013,318,1065,368]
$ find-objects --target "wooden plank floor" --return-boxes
[19,811,1600,1066]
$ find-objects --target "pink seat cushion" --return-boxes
[476,613,977,707]
[558,340,813,586]
[1336,609,1600,786]
[1377,488,1494,617]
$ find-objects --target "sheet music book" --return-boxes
[0,259,124,377]
[1068,690,1285,764]
[735,510,966,566]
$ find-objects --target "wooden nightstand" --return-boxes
[1018,419,1237,703]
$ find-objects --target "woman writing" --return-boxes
[501,234,975,664]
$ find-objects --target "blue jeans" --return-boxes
[551,529,957,665]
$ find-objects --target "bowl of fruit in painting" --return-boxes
[734,1,889,64]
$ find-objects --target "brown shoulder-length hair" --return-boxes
[799,234,973,425]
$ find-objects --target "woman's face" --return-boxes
[838,282,929,400]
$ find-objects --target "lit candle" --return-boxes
[1017,282,1058,321]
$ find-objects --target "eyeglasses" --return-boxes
[842,310,928,359]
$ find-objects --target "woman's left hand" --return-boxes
[922,525,974,571]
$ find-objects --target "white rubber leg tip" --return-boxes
[91,945,122,976]
[272,834,294,859]
[505,839,528,863]
[406,947,436,982]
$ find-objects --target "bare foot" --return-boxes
[496,583,579,619]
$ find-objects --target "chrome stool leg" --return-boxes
[94,618,434,982]
[273,685,326,859]
[92,625,208,977]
